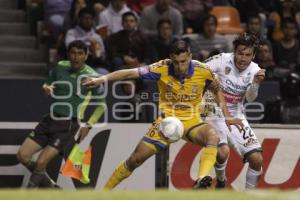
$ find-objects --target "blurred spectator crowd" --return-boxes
[29,0,300,123]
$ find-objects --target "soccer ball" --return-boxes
[159,117,184,143]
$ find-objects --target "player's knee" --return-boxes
[206,128,219,145]
[217,145,230,163]
[126,155,145,171]
[16,150,30,164]
[248,153,263,170]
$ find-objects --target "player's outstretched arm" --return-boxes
[82,68,139,88]
[208,79,244,131]
[245,69,265,102]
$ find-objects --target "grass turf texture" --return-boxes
[0,190,299,200]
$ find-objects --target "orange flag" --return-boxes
[60,144,92,184]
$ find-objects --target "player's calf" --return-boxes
[214,145,229,188]
[214,160,227,189]
[126,154,146,171]
[245,152,263,189]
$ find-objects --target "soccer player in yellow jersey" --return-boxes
[83,40,243,189]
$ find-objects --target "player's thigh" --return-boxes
[49,119,79,152]
[143,118,169,153]
[183,118,215,146]
[207,119,229,146]
[27,114,52,149]
[17,137,43,160]
[228,119,262,159]
[35,145,60,169]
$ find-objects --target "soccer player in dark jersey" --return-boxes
[83,40,243,189]
[16,40,106,188]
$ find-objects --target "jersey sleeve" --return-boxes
[137,60,164,80]
[250,64,261,82]
[206,68,215,81]
[203,67,216,95]
[204,53,223,73]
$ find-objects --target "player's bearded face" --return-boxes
[234,45,255,71]
[68,47,88,71]
[171,52,192,77]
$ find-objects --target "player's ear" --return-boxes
[188,52,192,59]
[170,53,175,60]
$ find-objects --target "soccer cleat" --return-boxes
[193,176,213,189]
[27,181,38,188]
[40,173,62,189]
[216,178,226,189]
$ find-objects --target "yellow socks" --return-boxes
[198,146,217,179]
[104,161,132,190]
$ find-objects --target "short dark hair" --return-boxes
[202,14,217,25]
[259,39,273,52]
[247,13,261,23]
[157,18,172,29]
[233,33,259,53]
[122,11,138,22]
[67,40,88,54]
[170,39,191,55]
[78,7,95,18]
[259,39,272,47]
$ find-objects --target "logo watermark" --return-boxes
[49,79,266,124]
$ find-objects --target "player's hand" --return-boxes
[81,77,104,88]
[225,117,244,132]
[78,127,90,142]
[253,69,265,83]
[43,84,55,96]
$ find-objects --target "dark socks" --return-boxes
[25,160,60,188]
[27,170,45,188]
[27,169,59,188]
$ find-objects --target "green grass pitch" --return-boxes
[0,190,299,200]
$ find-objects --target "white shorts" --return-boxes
[207,117,262,161]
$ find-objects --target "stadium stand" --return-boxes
[0,0,47,79]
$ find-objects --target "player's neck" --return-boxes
[234,64,247,73]
[70,65,85,72]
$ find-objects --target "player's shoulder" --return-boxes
[204,53,228,63]
[56,60,71,71]
[83,64,98,76]
[249,61,261,73]
[150,59,171,70]
[192,60,214,75]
